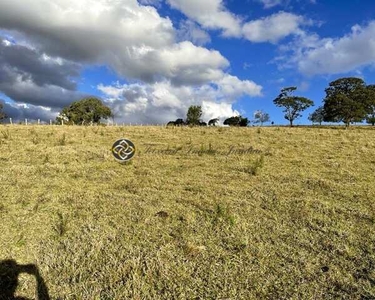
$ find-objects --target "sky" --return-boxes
[1,0,375,125]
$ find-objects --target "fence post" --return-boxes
[9,118,12,125]
[50,120,52,125]
[38,119,40,125]
[25,119,28,126]
[62,120,64,126]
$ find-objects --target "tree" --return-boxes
[253,110,270,126]
[0,102,7,123]
[186,105,202,126]
[208,118,220,126]
[57,97,112,125]
[366,85,375,126]
[308,106,325,125]
[223,116,249,127]
[323,77,369,127]
[273,87,314,127]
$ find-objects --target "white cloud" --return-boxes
[216,75,263,101]
[295,22,375,75]
[167,1,310,44]
[202,101,240,123]
[0,0,264,122]
[0,38,85,108]
[177,20,211,46]
[98,75,262,124]
[0,0,231,86]
[242,12,304,43]
[167,0,242,37]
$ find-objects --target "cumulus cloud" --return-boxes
[201,101,240,123]
[243,12,305,43]
[0,38,80,91]
[0,0,264,122]
[167,0,242,37]
[98,75,262,124]
[125,41,229,85]
[294,22,375,75]
[0,0,232,86]
[0,37,85,110]
[0,0,175,60]
[167,0,310,44]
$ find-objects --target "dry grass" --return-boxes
[0,125,375,299]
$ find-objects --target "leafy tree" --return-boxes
[308,106,325,125]
[57,97,112,125]
[186,105,202,126]
[0,102,7,123]
[253,110,270,126]
[223,116,249,127]
[366,85,375,126]
[273,87,314,127]
[208,118,220,126]
[322,77,369,127]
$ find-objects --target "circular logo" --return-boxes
[112,139,136,162]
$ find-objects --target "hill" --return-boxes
[1,125,374,299]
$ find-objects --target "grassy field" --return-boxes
[0,125,374,299]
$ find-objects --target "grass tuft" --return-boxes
[1,129,11,139]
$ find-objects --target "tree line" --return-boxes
[168,77,375,128]
[273,77,375,127]
[0,77,374,127]
[166,106,270,127]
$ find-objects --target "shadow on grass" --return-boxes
[0,260,50,300]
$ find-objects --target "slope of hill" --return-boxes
[1,125,374,299]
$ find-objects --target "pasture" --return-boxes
[0,125,374,299]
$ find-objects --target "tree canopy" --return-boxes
[366,85,375,126]
[223,116,249,127]
[186,105,202,126]
[253,110,270,126]
[322,77,369,127]
[308,106,325,125]
[57,97,112,125]
[273,87,314,127]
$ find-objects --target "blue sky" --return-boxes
[1,0,375,124]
